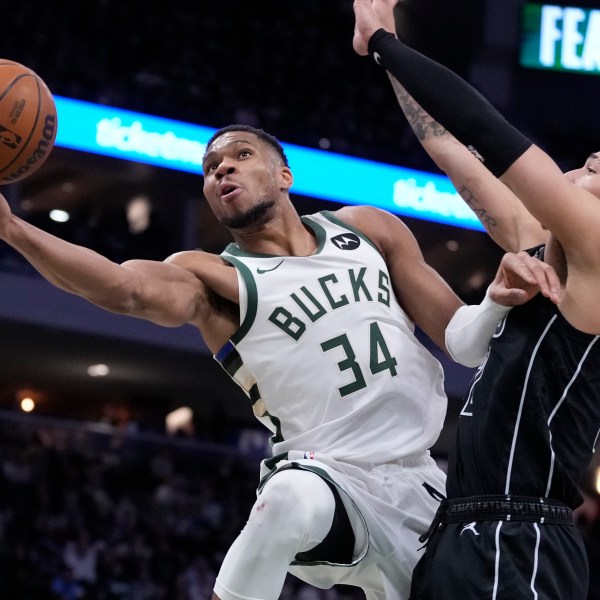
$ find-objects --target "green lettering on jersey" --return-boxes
[348,267,373,302]
[369,322,398,376]
[268,307,306,340]
[321,334,367,397]
[321,322,398,397]
[377,270,391,307]
[318,273,350,310]
[291,287,327,322]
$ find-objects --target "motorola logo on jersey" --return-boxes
[331,233,360,250]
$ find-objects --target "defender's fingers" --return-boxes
[512,252,562,303]
[500,252,537,284]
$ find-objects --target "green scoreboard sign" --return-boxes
[520,3,600,75]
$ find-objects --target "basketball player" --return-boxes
[353,1,600,598]
[0,123,558,599]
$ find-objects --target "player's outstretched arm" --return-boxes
[353,0,600,268]
[354,1,532,179]
[0,192,205,327]
[354,0,545,252]
[385,76,545,253]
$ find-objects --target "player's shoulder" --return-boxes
[332,205,412,243]
[165,249,227,269]
[165,249,240,312]
[164,249,235,296]
[332,205,401,230]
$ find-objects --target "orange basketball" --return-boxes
[0,59,57,184]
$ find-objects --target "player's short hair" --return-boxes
[205,124,290,167]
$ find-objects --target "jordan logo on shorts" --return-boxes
[460,521,480,536]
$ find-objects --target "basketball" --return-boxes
[0,59,57,184]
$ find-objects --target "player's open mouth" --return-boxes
[220,185,239,199]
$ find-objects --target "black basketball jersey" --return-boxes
[447,263,600,507]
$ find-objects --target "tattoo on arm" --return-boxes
[395,87,448,141]
[459,185,498,233]
[391,78,502,242]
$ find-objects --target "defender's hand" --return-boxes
[353,0,398,56]
[489,251,562,306]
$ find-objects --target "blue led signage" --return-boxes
[54,95,483,231]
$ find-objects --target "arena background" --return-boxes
[0,1,598,598]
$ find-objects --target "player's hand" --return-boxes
[0,193,13,235]
[489,251,562,307]
[353,0,398,56]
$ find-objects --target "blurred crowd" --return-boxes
[0,413,364,600]
[1,411,598,600]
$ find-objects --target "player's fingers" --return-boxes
[500,252,537,284]
[538,264,562,304]
[489,285,529,307]
[513,252,561,303]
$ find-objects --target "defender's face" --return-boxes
[564,152,600,199]
[201,132,291,228]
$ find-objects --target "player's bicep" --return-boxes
[335,207,462,351]
[120,259,204,326]
[381,221,462,351]
[393,256,462,352]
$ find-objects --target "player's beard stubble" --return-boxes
[221,200,276,230]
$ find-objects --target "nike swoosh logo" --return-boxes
[256,260,284,274]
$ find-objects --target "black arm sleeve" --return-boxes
[368,29,532,177]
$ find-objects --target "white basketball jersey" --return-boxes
[216,211,447,463]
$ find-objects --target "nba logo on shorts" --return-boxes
[304,451,315,460]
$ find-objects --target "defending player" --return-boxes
[353,1,600,598]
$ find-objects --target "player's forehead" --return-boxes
[206,131,262,156]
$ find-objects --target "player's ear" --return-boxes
[280,166,293,192]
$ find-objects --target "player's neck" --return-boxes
[233,216,317,257]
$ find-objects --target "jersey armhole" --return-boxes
[220,254,258,344]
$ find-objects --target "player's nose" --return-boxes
[215,159,236,178]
